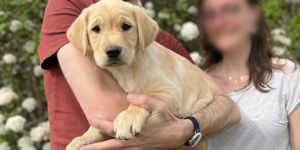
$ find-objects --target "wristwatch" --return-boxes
[183,116,202,147]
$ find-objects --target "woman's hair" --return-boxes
[197,0,299,93]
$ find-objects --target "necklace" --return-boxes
[225,73,249,84]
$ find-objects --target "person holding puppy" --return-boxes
[38,0,240,149]
[84,0,300,149]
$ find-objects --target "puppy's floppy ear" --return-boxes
[134,7,159,53]
[67,9,89,56]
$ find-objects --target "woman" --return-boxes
[198,0,300,149]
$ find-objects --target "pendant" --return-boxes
[235,80,237,83]
[229,77,232,80]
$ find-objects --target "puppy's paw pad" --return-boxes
[113,108,150,140]
[66,137,87,150]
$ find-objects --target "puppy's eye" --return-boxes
[92,26,100,33]
[122,24,131,31]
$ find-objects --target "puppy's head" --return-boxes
[67,0,159,69]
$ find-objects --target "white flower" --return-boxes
[9,19,22,33]
[187,5,198,15]
[42,142,51,150]
[22,97,37,112]
[21,147,37,150]
[5,115,26,132]
[39,121,50,133]
[0,142,11,150]
[273,35,292,46]
[0,11,5,15]
[271,28,286,35]
[145,8,156,18]
[174,24,182,32]
[180,21,199,41]
[273,46,287,56]
[158,12,170,19]
[24,20,35,31]
[0,124,7,136]
[30,126,49,142]
[2,53,17,64]
[34,65,44,77]
[27,0,33,2]
[18,137,34,148]
[190,51,203,65]
[24,41,36,53]
[145,1,154,9]
[0,114,5,124]
[30,121,50,142]
[0,87,18,106]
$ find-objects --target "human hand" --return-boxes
[80,93,195,150]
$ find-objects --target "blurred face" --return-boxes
[200,0,260,53]
[123,0,139,5]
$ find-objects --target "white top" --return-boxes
[206,59,300,150]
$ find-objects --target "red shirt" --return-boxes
[38,0,195,149]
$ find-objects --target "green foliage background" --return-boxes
[0,0,299,149]
[0,0,48,149]
[261,0,300,61]
[141,0,300,62]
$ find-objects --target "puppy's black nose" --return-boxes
[105,46,122,58]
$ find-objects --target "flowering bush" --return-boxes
[141,0,200,57]
[0,0,50,149]
[0,0,299,149]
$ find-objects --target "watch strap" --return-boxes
[183,116,200,133]
[183,116,201,146]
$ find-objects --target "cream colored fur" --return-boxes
[66,0,213,149]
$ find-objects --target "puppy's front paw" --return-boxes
[66,137,87,150]
[113,105,150,140]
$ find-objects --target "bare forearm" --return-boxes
[192,94,239,139]
[57,43,129,121]
[193,65,241,139]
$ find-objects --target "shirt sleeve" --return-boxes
[38,0,86,69]
[155,31,196,65]
[281,59,300,115]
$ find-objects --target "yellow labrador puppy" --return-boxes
[66,0,213,149]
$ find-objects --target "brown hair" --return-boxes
[197,0,299,93]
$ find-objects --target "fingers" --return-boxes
[127,93,166,114]
[88,116,116,137]
[80,139,130,150]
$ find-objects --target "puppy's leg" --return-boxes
[113,104,150,140]
[66,126,107,150]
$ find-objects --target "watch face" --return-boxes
[190,132,202,147]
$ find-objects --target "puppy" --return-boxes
[66,0,213,149]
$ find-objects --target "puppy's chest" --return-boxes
[118,78,136,93]
[110,70,141,93]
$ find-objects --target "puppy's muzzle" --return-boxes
[105,46,122,59]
